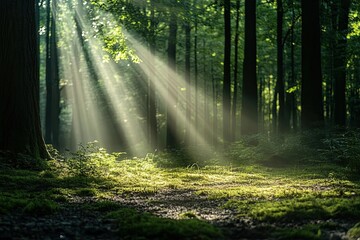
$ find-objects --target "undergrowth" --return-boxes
[1,130,360,239]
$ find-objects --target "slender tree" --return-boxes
[0,0,49,158]
[231,0,241,141]
[148,0,158,149]
[223,0,231,143]
[166,3,178,148]
[301,0,324,129]
[334,0,351,127]
[277,0,286,133]
[184,1,191,145]
[241,0,258,135]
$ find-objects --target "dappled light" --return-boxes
[1,0,360,239]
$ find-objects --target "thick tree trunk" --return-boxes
[241,0,258,135]
[0,0,49,159]
[301,0,324,129]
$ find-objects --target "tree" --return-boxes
[334,0,351,127]
[0,0,49,159]
[241,0,258,135]
[166,3,178,148]
[277,0,286,133]
[45,0,61,148]
[223,0,231,143]
[301,0,324,129]
[231,0,241,141]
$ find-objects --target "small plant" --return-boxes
[65,141,124,178]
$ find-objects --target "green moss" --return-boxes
[75,188,97,197]
[273,225,322,240]
[106,208,223,240]
[224,197,360,222]
[179,211,199,219]
[347,222,360,240]
[0,196,28,214]
[23,199,59,216]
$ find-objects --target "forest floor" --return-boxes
[1,142,360,239]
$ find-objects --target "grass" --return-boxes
[106,208,223,240]
[1,132,360,239]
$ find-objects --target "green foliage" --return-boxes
[225,133,317,166]
[106,208,223,240]
[322,130,360,172]
[64,141,124,178]
[154,147,218,168]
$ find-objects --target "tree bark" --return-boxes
[0,0,49,159]
[231,0,241,141]
[148,0,158,150]
[223,0,231,143]
[241,0,258,135]
[166,7,178,148]
[334,0,351,127]
[301,0,324,129]
[277,0,286,133]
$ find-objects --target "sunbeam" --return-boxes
[55,0,220,157]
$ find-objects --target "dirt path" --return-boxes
[0,189,353,239]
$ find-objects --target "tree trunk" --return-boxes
[241,0,258,135]
[334,0,351,127]
[148,0,158,150]
[231,0,241,141]
[194,5,199,145]
[277,0,286,133]
[0,0,49,159]
[223,0,231,143]
[50,0,60,148]
[166,8,178,148]
[301,0,324,129]
[184,9,191,145]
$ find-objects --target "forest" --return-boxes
[1,0,360,239]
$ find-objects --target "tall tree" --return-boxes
[223,0,231,143]
[241,0,258,135]
[45,0,60,147]
[301,0,324,129]
[277,0,286,133]
[166,3,178,148]
[148,0,158,150]
[334,0,351,127]
[0,0,49,158]
[231,0,241,141]
[184,1,192,145]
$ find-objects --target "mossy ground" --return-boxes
[1,133,360,239]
